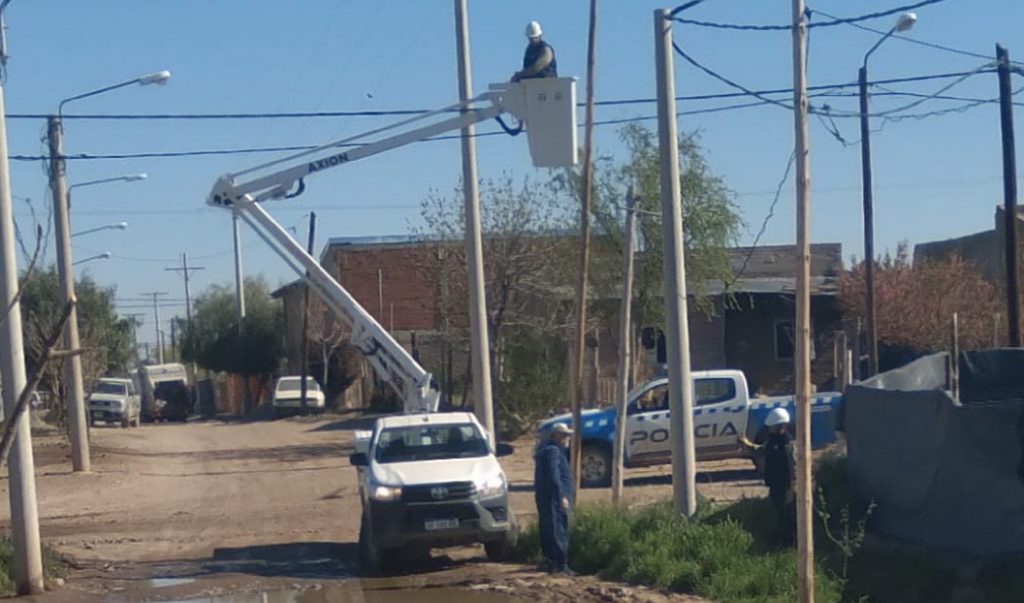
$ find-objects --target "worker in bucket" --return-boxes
[534,422,575,575]
[512,21,558,82]
[740,407,796,540]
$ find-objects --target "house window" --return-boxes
[775,321,795,360]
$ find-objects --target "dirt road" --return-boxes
[0,415,762,601]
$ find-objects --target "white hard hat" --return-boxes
[550,422,573,436]
[765,407,791,427]
[525,21,543,38]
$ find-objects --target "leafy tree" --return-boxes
[838,246,1003,355]
[18,267,133,425]
[555,124,742,322]
[180,277,283,377]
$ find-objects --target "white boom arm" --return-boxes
[207,80,576,413]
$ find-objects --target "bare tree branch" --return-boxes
[0,223,44,331]
[0,300,76,469]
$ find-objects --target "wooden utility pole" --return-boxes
[834,330,849,391]
[790,0,816,599]
[654,9,697,517]
[300,211,317,414]
[997,44,1021,347]
[612,186,637,505]
[950,312,960,402]
[571,0,599,493]
[453,0,495,447]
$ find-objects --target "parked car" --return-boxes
[88,377,141,428]
[272,376,326,417]
[536,369,844,488]
[350,412,517,572]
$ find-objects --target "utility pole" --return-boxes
[570,0,600,494]
[997,44,1021,347]
[166,253,204,408]
[125,313,144,365]
[300,211,316,414]
[47,114,90,474]
[232,210,246,334]
[453,0,495,447]
[858,66,879,377]
[791,0,816,599]
[612,185,637,506]
[141,292,168,363]
[0,3,45,589]
[170,320,177,359]
[654,9,697,518]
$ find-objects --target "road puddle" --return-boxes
[166,584,524,603]
[149,577,198,588]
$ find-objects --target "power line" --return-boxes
[668,0,953,32]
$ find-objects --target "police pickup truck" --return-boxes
[537,369,843,488]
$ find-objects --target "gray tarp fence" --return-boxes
[844,349,1024,556]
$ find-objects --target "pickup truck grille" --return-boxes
[402,481,476,503]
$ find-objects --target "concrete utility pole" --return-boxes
[125,313,145,365]
[654,9,697,518]
[141,291,168,363]
[453,0,495,447]
[300,211,316,414]
[612,185,637,506]
[997,44,1021,347]
[790,0,816,599]
[46,114,90,474]
[858,67,879,377]
[570,0,600,494]
[0,2,45,589]
[166,254,204,402]
[232,211,246,334]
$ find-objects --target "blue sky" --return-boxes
[4,0,1022,350]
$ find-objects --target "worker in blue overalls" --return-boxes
[512,21,558,82]
[534,422,575,575]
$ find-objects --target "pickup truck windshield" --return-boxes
[93,382,128,395]
[277,378,319,392]
[375,424,489,463]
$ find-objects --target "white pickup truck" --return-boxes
[538,369,844,488]
[350,412,517,572]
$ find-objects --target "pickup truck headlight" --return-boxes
[370,485,402,502]
[475,474,506,498]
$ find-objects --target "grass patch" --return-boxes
[0,536,67,595]
[514,501,842,603]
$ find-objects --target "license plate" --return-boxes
[91,411,103,418]
[424,518,459,531]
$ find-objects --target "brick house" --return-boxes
[914,206,1024,281]
[274,235,844,405]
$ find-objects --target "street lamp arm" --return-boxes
[58,79,140,120]
[67,173,146,194]
[863,28,897,69]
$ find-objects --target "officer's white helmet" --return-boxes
[525,21,543,38]
[765,407,791,427]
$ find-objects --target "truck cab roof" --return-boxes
[375,412,478,430]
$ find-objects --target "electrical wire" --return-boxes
[668,0,953,31]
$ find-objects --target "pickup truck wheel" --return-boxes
[358,518,388,574]
[484,526,518,562]
[580,443,612,488]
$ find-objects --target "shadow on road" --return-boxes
[308,415,379,433]
[92,442,352,464]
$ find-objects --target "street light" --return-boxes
[858,13,917,379]
[71,221,128,238]
[72,251,111,266]
[58,71,171,119]
[49,71,170,474]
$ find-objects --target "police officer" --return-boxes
[512,21,557,82]
[741,407,796,540]
[534,422,575,574]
